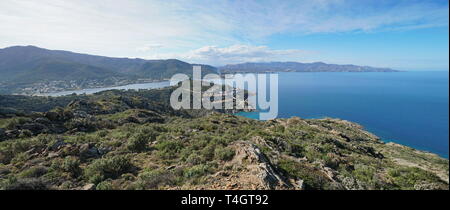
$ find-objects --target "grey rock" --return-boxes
[233,141,292,190]
[73,111,89,118]
[79,144,100,159]
[82,183,95,190]
[33,118,51,125]
[50,140,67,151]
[47,151,60,158]
[97,147,111,156]
[166,165,176,170]
[296,179,304,190]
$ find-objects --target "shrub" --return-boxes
[134,169,178,189]
[19,130,33,138]
[18,166,48,178]
[97,130,108,138]
[3,178,50,190]
[186,153,204,165]
[352,164,376,186]
[155,140,184,159]
[200,145,216,161]
[96,181,113,190]
[387,167,445,190]
[126,134,149,152]
[183,164,211,179]
[5,117,31,130]
[61,156,81,177]
[84,155,133,184]
[277,159,332,190]
[214,147,235,161]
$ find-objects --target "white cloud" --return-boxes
[147,45,311,66]
[0,0,447,66]
[136,44,164,52]
[0,0,198,56]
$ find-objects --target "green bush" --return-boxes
[126,134,149,152]
[155,140,184,159]
[184,164,211,179]
[96,181,113,190]
[134,169,179,189]
[352,164,376,186]
[97,130,108,138]
[84,155,133,184]
[5,117,31,130]
[387,167,444,190]
[214,147,235,161]
[18,166,48,178]
[200,145,216,161]
[2,178,50,190]
[278,159,332,190]
[19,130,33,138]
[61,156,81,177]
[186,153,204,165]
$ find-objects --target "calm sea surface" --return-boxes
[237,71,449,158]
[43,81,171,97]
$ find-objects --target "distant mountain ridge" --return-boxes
[0,46,217,94]
[219,62,399,73]
[0,46,217,83]
[0,46,399,95]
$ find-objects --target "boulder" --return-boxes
[82,183,95,190]
[33,118,51,125]
[50,140,67,151]
[47,151,60,158]
[231,141,292,190]
[73,111,89,118]
[79,144,100,159]
[296,179,304,190]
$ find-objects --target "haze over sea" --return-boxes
[238,71,449,158]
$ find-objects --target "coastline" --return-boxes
[35,80,172,97]
[234,110,449,159]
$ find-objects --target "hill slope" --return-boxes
[0,46,216,94]
[0,88,447,190]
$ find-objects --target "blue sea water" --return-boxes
[237,71,449,158]
[43,81,171,97]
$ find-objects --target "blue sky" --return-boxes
[0,0,448,70]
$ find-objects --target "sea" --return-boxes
[237,71,449,158]
[43,81,171,97]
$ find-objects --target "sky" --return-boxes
[0,0,448,70]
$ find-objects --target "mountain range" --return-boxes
[219,62,398,73]
[0,46,216,83]
[0,46,398,94]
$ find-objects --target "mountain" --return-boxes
[219,62,399,73]
[0,46,216,94]
[0,87,448,190]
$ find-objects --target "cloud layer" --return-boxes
[149,45,310,66]
[0,0,448,67]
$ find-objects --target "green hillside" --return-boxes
[0,87,447,190]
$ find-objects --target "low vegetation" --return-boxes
[0,88,448,190]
